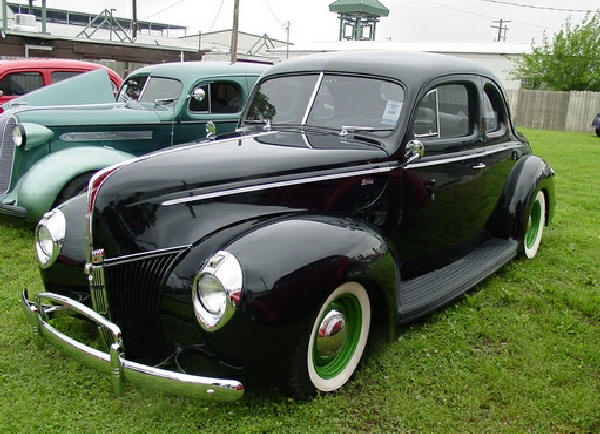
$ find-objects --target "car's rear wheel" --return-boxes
[288,282,370,399]
[596,128,600,137]
[522,190,546,259]
[53,171,95,208]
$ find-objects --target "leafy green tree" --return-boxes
[512,12,600,91]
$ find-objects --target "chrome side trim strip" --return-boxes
[161,164,397,206]
[21,290,244,401]
[407,145,516,168]
[60,131,153,141]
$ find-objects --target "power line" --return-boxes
[478,0,593,13]
[142,0,189,20]
[208,0,226,32]
[264,0,283,25]
[408,0,560,31]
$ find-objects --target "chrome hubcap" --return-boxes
[315,309,348,362]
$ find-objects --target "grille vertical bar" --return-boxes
[104,252,179,360]
[0,115,16,194]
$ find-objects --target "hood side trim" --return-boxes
[161,163,398,207]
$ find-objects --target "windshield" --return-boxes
[117,76,182,104]
[243,74,404,132]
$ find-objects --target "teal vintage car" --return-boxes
[0,61,267,221]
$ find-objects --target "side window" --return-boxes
[211,82,241,113]
[483,83,506,135]
[51,71,82,83]
[414,83,473,139]
[189,82,242,113]
[0,71,44,96]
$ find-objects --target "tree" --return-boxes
[512,12,600,91]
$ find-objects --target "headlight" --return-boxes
[35,209,66,268]
[193,251,242,331]
[12,124,24,147]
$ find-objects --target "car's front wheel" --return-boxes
[596,128,600,137]
[288,282,370,399]
[522,190,546,259]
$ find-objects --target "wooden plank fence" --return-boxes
[505,89,600,132]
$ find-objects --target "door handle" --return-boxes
[472,163,486,170]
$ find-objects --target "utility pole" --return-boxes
[131,0,138,40]
[231,0,239,63]
[491,18,510,42]
[284,21,290,59]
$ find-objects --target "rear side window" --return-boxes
[0,71,44,96]
[483,83,507,135]
[51,71,83,83]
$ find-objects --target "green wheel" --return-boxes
[522,190,546,259]
[288,282,370,398]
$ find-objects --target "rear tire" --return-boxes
[53,171,95,208]
[287,282,370,399]
[521,190,545,259]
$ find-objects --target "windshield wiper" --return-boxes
[339,125,394,136]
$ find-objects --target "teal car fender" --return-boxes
[15,146,134,221]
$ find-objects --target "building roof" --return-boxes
[328,0,389,17]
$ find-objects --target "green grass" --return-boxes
[1,128,599,432]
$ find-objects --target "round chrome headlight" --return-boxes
[12,124,24,147]
[193,251,242,331]
[35,208,66,269]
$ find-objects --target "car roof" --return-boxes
[129,61,270,81]
[264,50,498,87]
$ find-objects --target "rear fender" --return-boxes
[487,155,555,239]
[15,146,134,221]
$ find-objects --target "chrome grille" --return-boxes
[103,252,179,359]
[0,115,16,194]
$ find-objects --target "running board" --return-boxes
[397,238,518,323]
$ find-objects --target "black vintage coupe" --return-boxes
[23,51,555,401]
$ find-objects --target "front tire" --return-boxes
[53,171,95,208]
[522,190,546,259]
[288,282,370,399]
[595,128,600,137]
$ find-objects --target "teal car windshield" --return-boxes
[244,74,405,131]
[118,76,182,104]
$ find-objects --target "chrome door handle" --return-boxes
[472,163,486,170]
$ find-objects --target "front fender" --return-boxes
[15,146,134,221]
[160,214,397,375]
[487,155,555,239]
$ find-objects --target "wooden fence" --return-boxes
[505,89,600,132]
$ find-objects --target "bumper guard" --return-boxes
[21,290,244,401]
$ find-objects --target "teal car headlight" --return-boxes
[12,123,53,150]
[12,124,24,147]
[35,209,66,269]
[193,251,242,331]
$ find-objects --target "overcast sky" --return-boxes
[13,0,599,44]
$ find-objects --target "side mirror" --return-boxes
[206,120,216,138]
[405,139,424,164]
[192,88,206,102]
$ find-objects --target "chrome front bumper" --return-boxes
[21,290,244,401]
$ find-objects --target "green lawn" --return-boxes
[1,129,599,432]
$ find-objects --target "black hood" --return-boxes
[92,130,390,258]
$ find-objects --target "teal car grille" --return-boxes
[0,115,16,195]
